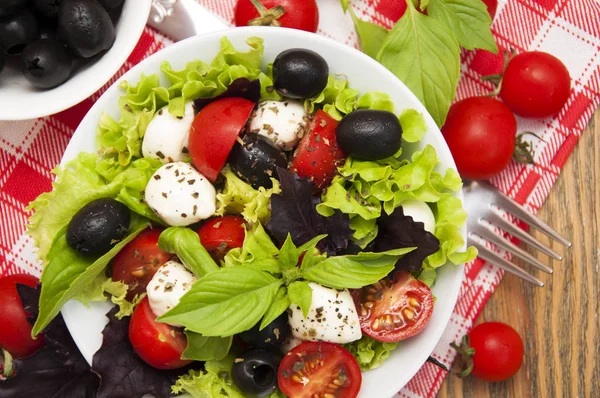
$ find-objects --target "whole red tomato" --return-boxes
[0,274,44,358]
[481,0,498,19]
[197,216,246,262]
[468,322,524,382]
[235,0,319,33]
[128,297,191,370]
[441,96,516,180]
[500,51,571,118]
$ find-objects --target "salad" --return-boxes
[25,36,476,398]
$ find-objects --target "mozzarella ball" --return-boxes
[146,260,198,326]
[401,199,436,233]
[248,100,308,151]
[288,282,362,344]
[145,162,216,226]
[142,102,195,163]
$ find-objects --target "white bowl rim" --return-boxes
[0,1,151,121]
[60,26,466,397]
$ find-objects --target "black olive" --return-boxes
[231,349,280,397]
[0,0,28,18]
[239,314,290,350]
[97,0,124,10]
[0,10,39,54]
[66,198,130,256]
[36,18,58,40]
[58,0,115,58]
[33,0,64,19]
[21,38,72,89]
[336,109,403,160]
[228,134,287,190]
[273,48,328,99]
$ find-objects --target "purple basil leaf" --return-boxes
[266,168,351,256]
[0,284,100,398]
[193,78,261,112]
[373,206,440,271]
[91,307,193,398]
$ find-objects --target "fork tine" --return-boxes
[494,190,572,247]
[486,211,563,261]
[469,236,545,287]
[477,221,553,273]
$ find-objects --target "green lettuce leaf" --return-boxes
[306,75,359,121]
[72,275,144,319]
[216,167,281,224]
[345,335,399,370]
[27,153,162,264]
[172,355,244,398]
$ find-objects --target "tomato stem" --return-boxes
[482,48,516,97]
[450,335,475,378]
[513,131,545,165]
[248,0,286,27]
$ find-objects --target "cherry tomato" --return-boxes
[128,297,191,370]
[500,51,571,118]
[278,342,362,398]
[481,0,498,19]
[189,97,256,182]
[197,216,246,262]
[352,271,434,342]
[0,274,44,358]
[290,110,346,190]
[441,96,516,180]
[235,0,319,33]
[111,228,172,301]
[469,322,524,381]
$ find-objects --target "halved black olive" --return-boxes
[273,48,328,99]
[0,0,28,18]
[97,0,124,10]
[0,10,39,54]
[21,38,72,89]
[33,0,65,19]
[239,313,290,350]
[336,109,403,160]
[228,134,288,190]
[58,0,115,58]
[232,349,281,397]
[66,198,130,256]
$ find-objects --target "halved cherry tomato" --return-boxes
[0,274,44,358]
[290,110,346,190]
[128,297,191,370]
[278,342,361,398]
[189,97,256,182]
[235,0,319,33]
[352,271,434,342]
[111,228,172,301]
[197,216,246,262]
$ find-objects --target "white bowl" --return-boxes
[60,27,466,397]
[0,0,151,121]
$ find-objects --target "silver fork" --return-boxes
[463,181,571,287]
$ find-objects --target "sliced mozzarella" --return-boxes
[401,199,436,233]
[248,100,308,151]
[288,282,362,344]
[146,260,198,326]
[142,102,195,163]
[145,162,216,226]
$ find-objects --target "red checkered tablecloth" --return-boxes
[1,0,599,397]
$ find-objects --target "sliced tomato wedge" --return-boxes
[189,97,255,182]
[352,271,434,342]
[290,110,346,190]
[278,342,361,398]
[197,215,246,262]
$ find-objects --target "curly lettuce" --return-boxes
[345,335,399,370]
[72,276,144,319]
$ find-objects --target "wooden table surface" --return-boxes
[438,109,600,397]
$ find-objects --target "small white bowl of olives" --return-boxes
[0,0,151,120]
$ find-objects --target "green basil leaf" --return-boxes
[260,286,291,330]
[340,0,350,12]
[399,109,427,143]
[302,257,394,289]
[278,234,299,271]
[158,227,220,277]
[297,234,328,252]
[158,267,282,336]
[299,246,327,272]
[427,0,498,52]
[343,248,416,267]
[377,0,460,126]
[349,7,390,59]
[33,215,149,336]
[287,281,313,318]
[182,332,232,361]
